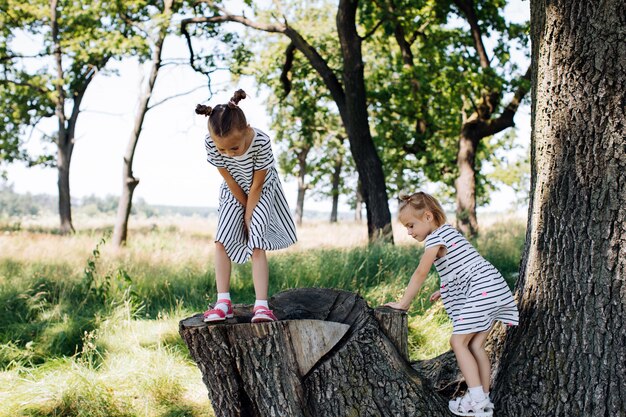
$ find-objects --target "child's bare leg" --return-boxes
[251,248,268,300]
[469,331,491,392]
[450,333,481,388]
[215,242,231,293]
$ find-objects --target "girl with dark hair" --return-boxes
[196,90,297,323]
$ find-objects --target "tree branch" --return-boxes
[148,85,206,109]
[181,3,346,114]
[0,79,49,95]
[481,65,531,136]
[279,42,296,97]
[0,53,48,62]
[360,19,384,41]
[452,0,490,69]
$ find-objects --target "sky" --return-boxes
[4,0,531,215]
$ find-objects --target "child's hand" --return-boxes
[429,290,441,302]
[384,301,410,311]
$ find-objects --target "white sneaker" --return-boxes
[485,395,495,411]
[448,393,493,417]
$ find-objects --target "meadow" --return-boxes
[0,213,525,417]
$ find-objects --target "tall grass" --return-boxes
[0,215,525,416]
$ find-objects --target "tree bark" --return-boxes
[330,152,342,223]
[294,147,309,227]
[493,1,626,416]
[51,0,74,235]
[179,288,450,417]
[355,179,363,221]
[113,0,172,247]
[57,139,74,234]
[454,129,480,237]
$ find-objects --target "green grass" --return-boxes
[0,218,525,416]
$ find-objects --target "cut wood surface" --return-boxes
[179,288,452,417]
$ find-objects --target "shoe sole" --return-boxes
[251,316,276,323]
[203,313,234,323]
[448,406,493,417]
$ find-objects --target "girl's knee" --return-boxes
[469,337,486,354]
[449,335,469,351]
[251,248,265,258]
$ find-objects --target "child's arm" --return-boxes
[217,168,248,207]
[244,169,268,228]
[385,246,440,311]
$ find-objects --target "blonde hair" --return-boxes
[398,191,447,226]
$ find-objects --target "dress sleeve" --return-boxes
[205,135,225,168]
[253,132,275,171]
[424,230,446,250]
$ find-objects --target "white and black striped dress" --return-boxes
[425,224,519,334]
[205,128,297,264]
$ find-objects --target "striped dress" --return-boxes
[425,224,519,334]
[205,128,297,264]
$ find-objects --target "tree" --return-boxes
[492,0,626,415]
[448,0,530,236]
[0,0,147,234]
[112,0,192,247]
[363,0,530,236]
[182,0,394,242]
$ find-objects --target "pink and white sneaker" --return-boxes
[251,306,277,323]
[203,299,234,323]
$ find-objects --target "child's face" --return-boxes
[211,126,251,158]
[399,208,436,242]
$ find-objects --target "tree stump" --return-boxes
[179,288,450,417]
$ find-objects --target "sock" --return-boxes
[468,386,486,402]
[215,292,231,314]
[254,299,269,309]
[484,390,490,399]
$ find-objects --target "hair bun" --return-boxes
[195,104,213,117]
[398,192,411,201]
[228,89,247,108]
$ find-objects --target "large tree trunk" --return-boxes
[337,0,393,242]
[180,288,450,416]
[493,1,626,416]
[113,0,172,247]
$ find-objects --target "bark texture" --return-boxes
[493,1,626,416]
[179,288,450,417]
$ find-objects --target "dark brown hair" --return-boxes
[195,89,248,137]
[398,191,447,226]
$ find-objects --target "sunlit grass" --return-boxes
[0,214,525,415]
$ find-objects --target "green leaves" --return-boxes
[0,0,167,167]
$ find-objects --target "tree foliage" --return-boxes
[0,0,151,167]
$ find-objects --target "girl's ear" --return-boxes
[423,210,433,222]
